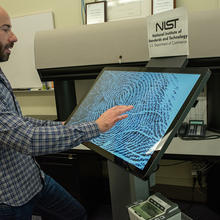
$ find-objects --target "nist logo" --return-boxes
[155,18,179,32]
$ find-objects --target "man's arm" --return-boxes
[0,111,99,156]
[23,116,62,127]
[0,105,133,156]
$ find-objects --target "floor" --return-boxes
[88,201,220,220]
[175,200,220,220]
[32,201,220,220]
[89,205,112,220]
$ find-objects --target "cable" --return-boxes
[81,0,86,24]
[179,134,220,141]
[192,176,197,201]
[160,161,188,167]
[152,164,160,172]
[197,171,203,190]
[204,135,220,140]
[179,176,196,214]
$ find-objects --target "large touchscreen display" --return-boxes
[67,69,201,170]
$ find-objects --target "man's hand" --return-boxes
[95,105,133,133]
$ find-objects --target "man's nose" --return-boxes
[9,31,18,43]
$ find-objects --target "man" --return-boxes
[0,6,133,220]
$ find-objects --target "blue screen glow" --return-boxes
[67,71,200,170]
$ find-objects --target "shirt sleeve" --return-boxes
[0,111,100,156]
[23,116,62,126]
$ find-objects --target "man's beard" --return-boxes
[0,42,11,62]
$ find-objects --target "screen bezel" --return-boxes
[65,66,211,180]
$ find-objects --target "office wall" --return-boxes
[0,0,83,116]
[14,90,57,116]
[176,0,220,11]
[0,0,82,28]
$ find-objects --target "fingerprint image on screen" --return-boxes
[67,70,200,170]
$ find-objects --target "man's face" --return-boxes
[0,8,17,62]
[0,25,14,62]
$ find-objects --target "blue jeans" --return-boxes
[0,175,87,220]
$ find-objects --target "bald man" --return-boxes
[0,6,133,220]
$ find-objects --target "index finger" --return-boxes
[114,105,134,114]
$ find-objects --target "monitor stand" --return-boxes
[107,55,188,220]
[147,55,188,68]
[108,161,155,220]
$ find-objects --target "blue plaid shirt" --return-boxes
[0,69,100,206]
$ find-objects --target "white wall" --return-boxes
[0,0,83,116]
[0,0,82,28]
[176,0,220,11]
[14,90,57,116]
